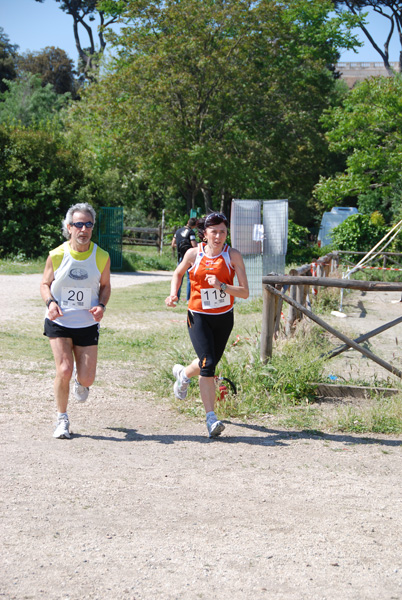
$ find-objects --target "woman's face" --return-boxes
[204,221,228,250]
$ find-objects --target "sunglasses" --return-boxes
[72,221,94,229]
[205,212,228,226]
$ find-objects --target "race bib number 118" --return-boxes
[201,288,231,310]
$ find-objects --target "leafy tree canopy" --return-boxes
[0,28,19,93]
[0,73,70,128]
[71,0,360,222]
[313,75,402,222]
[18,46,77,96]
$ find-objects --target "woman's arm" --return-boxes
[204,248,249,300]
[165,247,197,307]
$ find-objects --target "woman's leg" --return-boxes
[187,311,233,416]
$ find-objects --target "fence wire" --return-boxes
[231,199,288,299]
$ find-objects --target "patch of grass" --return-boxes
[312,287,341,314]
[0,246,175,275]
[0,257,46,274]
[99,327,165,362]
[0,330,52,361]
[122,245,176,272]
[107,281,175,313]
[235,296,264,314]
[335,396,402,434]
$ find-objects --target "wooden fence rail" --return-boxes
[261,282,402,378]
[123,226,175,251]
[260,271,402,380]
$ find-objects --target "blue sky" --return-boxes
[0,0,399,66]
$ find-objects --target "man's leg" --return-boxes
[49,337,74,414]
[73,345,98,388]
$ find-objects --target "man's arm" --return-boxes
[90,257,111,322]
[40,255,63,320]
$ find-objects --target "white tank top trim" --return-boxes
[190,243,233,276]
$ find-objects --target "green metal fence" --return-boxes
[97,207,123,270]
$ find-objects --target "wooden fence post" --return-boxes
[260,285,277,363]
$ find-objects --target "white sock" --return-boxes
[58,412,68,420]
[206,411,216,421]
[182,371,190,382]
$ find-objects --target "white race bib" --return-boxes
[61,287,92,309]
[200,288,230,310]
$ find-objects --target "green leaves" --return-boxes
[314,75,402,221]
[71,0,361,218]
[0,125,86,258]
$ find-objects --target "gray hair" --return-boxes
[62,203,96,240]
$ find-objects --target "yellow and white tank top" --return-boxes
[48,241,109,328]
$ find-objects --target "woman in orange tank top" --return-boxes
[165,212,249,438]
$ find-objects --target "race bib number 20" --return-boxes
[201,288,231,310]
[61,287,92,309]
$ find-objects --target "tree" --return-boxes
[0,73,70,128]
[333,1,402,74]
[71,0,359,221]
[0,28,19,93]
[313,75,402,222]
[34,0,127,78]
[18,46,77,96]
[0,125,87,258]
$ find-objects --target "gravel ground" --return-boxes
[1,273,402,600]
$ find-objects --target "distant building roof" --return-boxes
[336,61,399,87]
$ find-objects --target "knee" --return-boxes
[77,373,95,387]
[57,361,73,382]
[199,355,216,378]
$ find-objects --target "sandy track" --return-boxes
[1,273,402,600]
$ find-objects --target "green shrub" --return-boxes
[0,125,87,258]
[330,213,388,261]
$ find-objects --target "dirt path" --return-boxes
[1,274,402,600]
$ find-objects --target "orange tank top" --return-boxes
[188,243,235,315]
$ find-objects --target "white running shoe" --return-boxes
[53,415,71,439]
[73,378,90,403]
[73,365,89,403]
[207,417,225,438]
[173,364,190,400]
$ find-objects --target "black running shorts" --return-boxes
[43,319,100,346]
[187,309,234,377]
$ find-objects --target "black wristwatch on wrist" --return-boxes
[46,298,58,308]
[98,303,106,312]
[220,282,227,292]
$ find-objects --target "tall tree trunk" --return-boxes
[201,186,212,215]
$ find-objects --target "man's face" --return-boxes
[67,211,94,247]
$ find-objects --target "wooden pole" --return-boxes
[262,276,402,292]
[260,286,277,362]
[264,284,402,378]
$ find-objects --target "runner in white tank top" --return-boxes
[40,203,111,439]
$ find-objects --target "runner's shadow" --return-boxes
[71,422,402,447]
[231,421,402,447]
[72,426,289,445]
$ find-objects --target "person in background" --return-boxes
[171,217,197,301]
[165,212,249,438]
[40,202,111,439]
